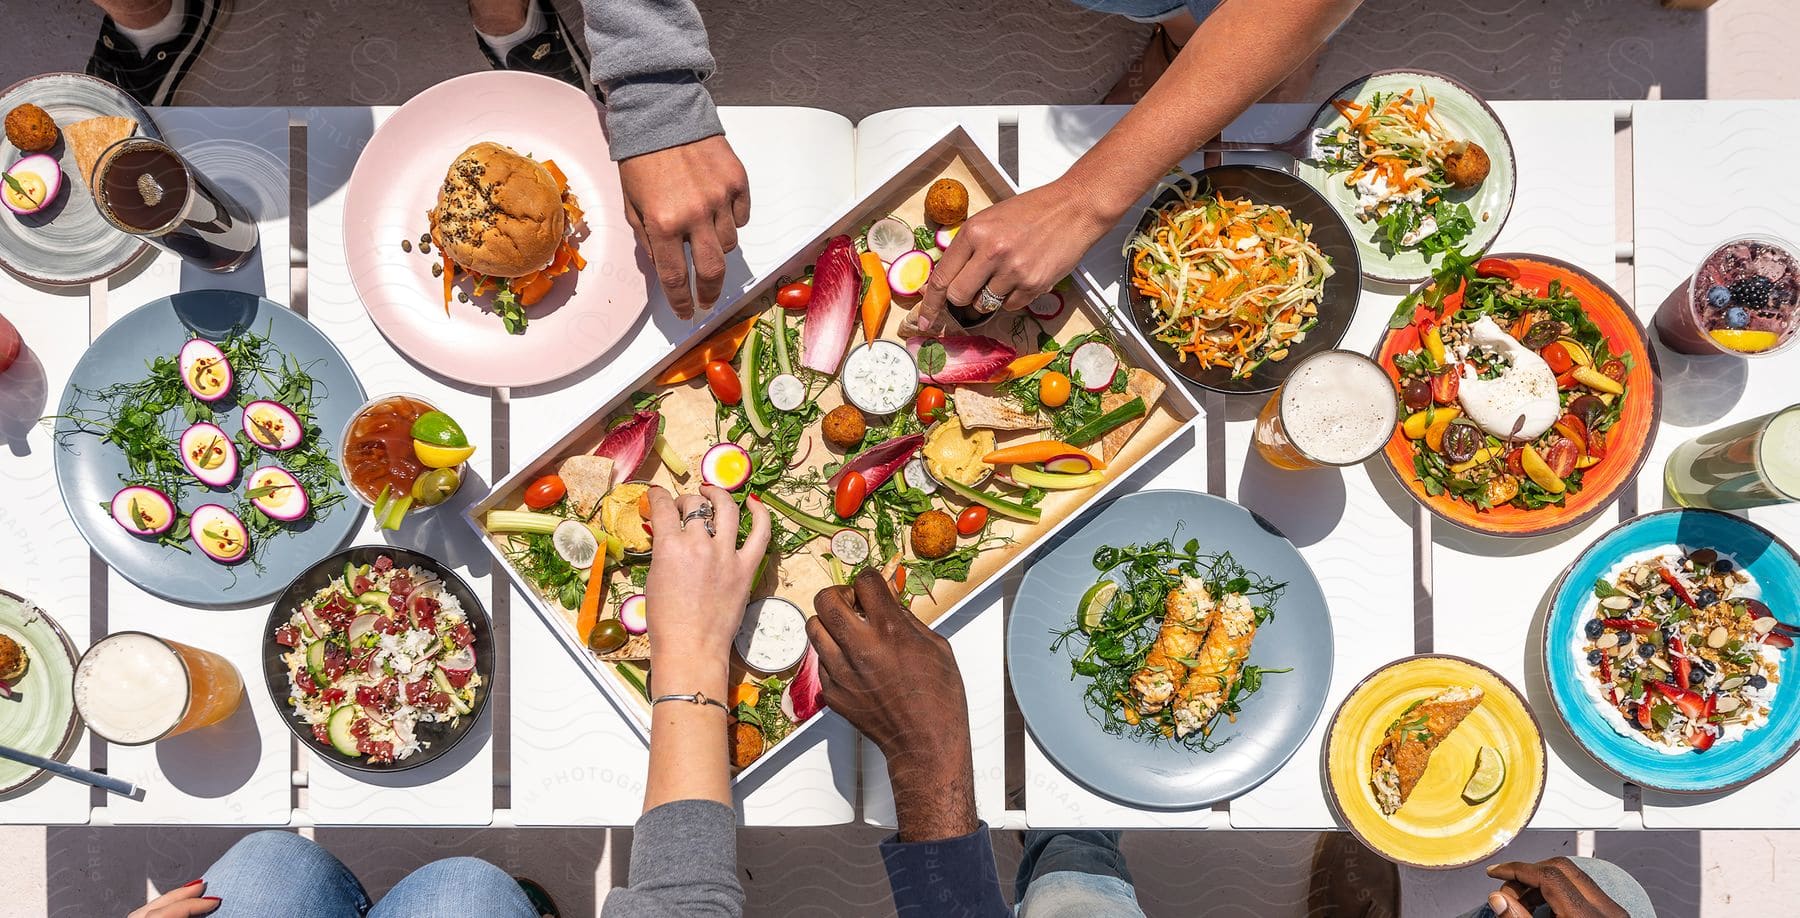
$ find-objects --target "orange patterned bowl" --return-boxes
[1376,254,1660,537]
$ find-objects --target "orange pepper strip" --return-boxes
[982,440,1105,470]
[995,351,1058,382]
[859,251,891,344]
[653,312,760,385]
[575,551,606,645]
[442,252,454,314]
[729,682,760,708]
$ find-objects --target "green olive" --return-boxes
[411,467,462,506]
[588,618,629,654]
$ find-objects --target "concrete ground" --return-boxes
[5,0,1800,916]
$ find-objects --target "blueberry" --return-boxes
[1695,658,1717,677]
[1707,285,1732,308]
[1714,558,1735,575]
[1585,618,1605,639]
[1731,275,1774,309]
[1626,702,1645,728]
[1696,588,1720,608]
[1725,306,1751,329]
[1587,648,1605,666]
[1750,674,1769,689]
[1639,642,1657,659]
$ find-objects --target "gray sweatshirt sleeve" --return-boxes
[582,0,726,160]
[601,799,744,918]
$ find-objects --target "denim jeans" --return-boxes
[1064,0,1223,24]
[199,830,538,917]
[1015,831,1148,917]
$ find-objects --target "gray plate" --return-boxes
[0,72,159,286]
[53,291,367,607]
[1006,489,1334,810]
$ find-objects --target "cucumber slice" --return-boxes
[380,494,413,530]
[937,475,1043,522]
[306,641,328,688]
[372,484,392,522]
[342,561,368,593]
[326,705,360,756]
[357,590,392,610]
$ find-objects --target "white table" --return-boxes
[5,100,1798,834]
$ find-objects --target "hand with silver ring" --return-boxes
[974,286,1005,314]
[643,486,770,666]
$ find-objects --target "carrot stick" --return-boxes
[576,552,606,645]
[654,312,760,385]
[995,351,1057,382]
[442,252,454,315]
[982,441,1105,469]
[859,251,891,343]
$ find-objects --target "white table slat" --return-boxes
[1431,101,1636,830]
[301,107,495,826]
[1631,100,1800,828]
[506,106,860,826]
[0,272,93,824]
[100,108,295,825]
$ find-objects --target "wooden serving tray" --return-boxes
[466,128,1202,785]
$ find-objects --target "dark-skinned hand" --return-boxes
[1484,857,1630,918]
[808,568,975,843]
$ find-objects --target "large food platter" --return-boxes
[467,129,1203,783]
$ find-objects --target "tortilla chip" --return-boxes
[954,388,1047,431]
[66,115,138,185]
[1100,369,1166,460]
[557,454,616,517]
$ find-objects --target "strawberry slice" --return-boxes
[1601,618,1657,633]
[1766,631,1796,649]
[1670,636,1692,690]
[1636,700,1653,729]
[1657,564,1701,608]
[1689,727,1718,752]
[1649,681,1708,720]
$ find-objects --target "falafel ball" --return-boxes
[4,104,59,153]
[730,720,764,769]
[0,632,28,682]
[910,509,958,560]
[1442,142,1491,189]
[923,178,969,226]
[821,404,867,449]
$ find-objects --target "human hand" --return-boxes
[1484,858,1629,918]
[618,135,751,319]
[917,176,1114,329]
[808,568,975,842]
[128,879,219,918]
[642,486,771,668]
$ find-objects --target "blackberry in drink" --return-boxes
[91,137,258,272]
[1656,235,1800,356]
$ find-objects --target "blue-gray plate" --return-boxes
[0,72,159,285]
[53,290,366,606]
[1007,489,1334,810]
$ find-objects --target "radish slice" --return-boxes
[935,224,961,249]
[767,373,804,411]
[619,594,649,634]
[441,645,476,673]
[886,251,933,297]
[830,529,870,565]
[347,612,378,642]
[110,486,175,535]
[901,457,937,494]
[1027,291,1065,320]
[1070,341,1120,392]
[1043,454,1094,475]
[866,216,914,264]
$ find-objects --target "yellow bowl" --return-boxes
[1325,655,1546,869]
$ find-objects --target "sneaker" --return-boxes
[515,876,561,918]
[476,0,590,91]
[85,0,225,106]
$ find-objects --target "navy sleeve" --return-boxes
[879,823,1010,918]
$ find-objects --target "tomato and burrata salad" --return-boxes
[1392,254,1631,512]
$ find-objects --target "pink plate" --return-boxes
[344,71,649,388]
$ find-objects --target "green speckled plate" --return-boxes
[1295,70,1515,285]
[0,589,80,795]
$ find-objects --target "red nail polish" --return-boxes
[201,897,222,903]
[747,493,761,503]
[182,878,204,888]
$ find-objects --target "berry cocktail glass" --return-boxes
[1654,235,1800,357]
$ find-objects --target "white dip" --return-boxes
[735,597,809,673]
[840,340,918,415]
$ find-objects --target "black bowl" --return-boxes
[262,545,494,773]
[1124,164,1362,395]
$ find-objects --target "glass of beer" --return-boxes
[91,137,258,272]
[73,632,244,745]
[1253,349,1398,470]
[1664,405,1800,510]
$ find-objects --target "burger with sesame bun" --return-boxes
[428,141,586,333]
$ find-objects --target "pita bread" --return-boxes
[556,454,616,517]
[67,115,138,186]
[1100,369,1166,460]
[953,388,1047,431]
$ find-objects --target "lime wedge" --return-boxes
[1462,745,1506,805]
[1079,580,1119,634]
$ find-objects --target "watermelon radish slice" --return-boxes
[619,594,648,634]
[247,466,310,521]
[1070,341,1120,391]
[241,400,303,451]
[886,250,933,296]
[1027,291,1065,320]
[177,338,233,402]
[110,486,175,536]
[190,504,249,564]
[179,422,239,487]
[865,216,914,263]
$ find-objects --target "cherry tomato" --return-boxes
[705,360,742,405]
[523,474,566,510]
[1038,371,1071,408]
[776,282,813,310]
[1505,447,1526,477]
[1544,437,1580,478]
[1600,359,1626,382]
[834,471,867,518]
[916,386,946,426]
[1587,429,1608,459]
[955,505,988,536]
[1541,341,1576,374]
[1475,258,1521,280]
[1430,369,1460,405]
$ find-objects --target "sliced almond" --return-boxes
[1719,675,1748,692]
[1752,616,1779,634]
[1596,632,1620,649]
[1613,642,1635,659]
[1600,595,1636,611]
[1707,626,1730,649]
[1648,655,1672,673]
[1715,695,1743,713]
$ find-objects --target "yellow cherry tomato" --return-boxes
[1038,371,1072,408]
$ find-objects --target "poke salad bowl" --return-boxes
[261,545,493,773]
[1125,164,1361,396]
[1543,509,1800,794]
[1377,254,1660,538]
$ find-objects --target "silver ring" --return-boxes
[974,286,1005,314]
[680,505,717,536]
